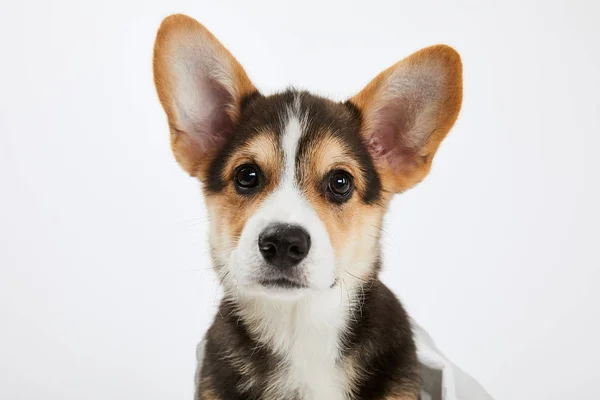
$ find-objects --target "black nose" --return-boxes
[258,224,311,270]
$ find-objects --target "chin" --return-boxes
[233,272,334,302]
[244,283,311,301]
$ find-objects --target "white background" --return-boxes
[1,1,599,399]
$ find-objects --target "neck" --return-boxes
[223,273,374,354]
[215,275,382,400]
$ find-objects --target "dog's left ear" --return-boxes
[349,45,463,193]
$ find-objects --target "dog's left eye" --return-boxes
[327,170,353,200]
[234,164,260,193]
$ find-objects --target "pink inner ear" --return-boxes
[178,77,235,155]
[205,103,234,148]
[366,98,418,171]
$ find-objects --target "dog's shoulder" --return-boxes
[341,280,420,399]
[198,301,284,400]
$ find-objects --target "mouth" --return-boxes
[258,278,308,290]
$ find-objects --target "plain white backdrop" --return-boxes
[1,1,599,399]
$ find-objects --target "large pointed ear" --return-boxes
[349,45,463,193]
[152,14,257,176]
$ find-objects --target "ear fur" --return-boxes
[350,45,463,193]
[152,14,257,176]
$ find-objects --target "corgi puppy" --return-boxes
[152,14,462,400]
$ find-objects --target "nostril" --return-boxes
[288,245,303,259]
[260,243,277,257]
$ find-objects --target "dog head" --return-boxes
[153,14,462,300]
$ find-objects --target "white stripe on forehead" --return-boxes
[280,93,306,185]
[281,111,304,186]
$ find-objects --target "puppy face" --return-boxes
[153,15,462,299]
[202,93,387,297]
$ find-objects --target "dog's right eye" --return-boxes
[234,164,260,193]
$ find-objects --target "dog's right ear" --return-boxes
[153,14,257,176]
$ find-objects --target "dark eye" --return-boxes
[234,164,260,193]
[328,171,353,199]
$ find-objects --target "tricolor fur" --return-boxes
[152,14,462,400]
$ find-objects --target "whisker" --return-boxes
[175,267,214,272]
[343,270,368,283]
[366,232,395,249]
[341,277,359,324]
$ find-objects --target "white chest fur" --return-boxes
[239,289,354,400]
